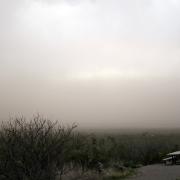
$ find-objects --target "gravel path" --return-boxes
[125,164,180,180]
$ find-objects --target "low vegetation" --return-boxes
[0,115,179,179]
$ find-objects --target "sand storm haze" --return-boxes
[0,0,180,129]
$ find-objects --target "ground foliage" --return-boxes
[0,116,179,179]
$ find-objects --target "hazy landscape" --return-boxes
[0,0,180,179]
[0,115,180,180]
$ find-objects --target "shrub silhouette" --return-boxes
[0,115,76,180]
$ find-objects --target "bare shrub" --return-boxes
[0,115,76,180]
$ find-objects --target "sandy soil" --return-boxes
[125,164,180,180]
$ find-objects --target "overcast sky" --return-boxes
[0,0,180,128]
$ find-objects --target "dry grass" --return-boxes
[61,168,135,180]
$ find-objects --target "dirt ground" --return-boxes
[125,164,180,180]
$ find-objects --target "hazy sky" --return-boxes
[0,0,180,128]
